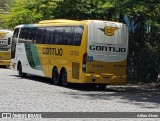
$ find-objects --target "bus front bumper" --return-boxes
[0,60,10,66]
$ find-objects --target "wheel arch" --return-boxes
[60,67,67,76]
[52,66,58,74]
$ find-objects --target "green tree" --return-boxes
[53,0,115,20]
[0,0,14,12]
[1,0,59,29]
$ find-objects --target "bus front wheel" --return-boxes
[18,62,26,77]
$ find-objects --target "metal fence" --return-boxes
[127,51,160,83]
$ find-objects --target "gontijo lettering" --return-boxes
[90,45,126,53]
[42,47,63,56]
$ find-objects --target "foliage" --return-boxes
[1,0,59,28]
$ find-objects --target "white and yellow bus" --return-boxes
[0,30,13,67]
[11,19,128,88]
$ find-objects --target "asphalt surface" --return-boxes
[0,67,159,121]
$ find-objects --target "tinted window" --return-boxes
[27,28,37,42]
[35,28,46,44]
[73,26,84,46]
[17,26,84,45]
[13,28,19,38]
[19,28,31,43]
[54,27,64,45]
[45,27,52,44]
[19,28,29,40]
[64,27,74,45]
[50,27,56,44]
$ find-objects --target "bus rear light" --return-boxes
[82,52,87,73]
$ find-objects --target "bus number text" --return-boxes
[70,51,79,56]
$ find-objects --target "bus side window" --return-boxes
[50,27,56,44]
[45,27,52,44]
[19,28,29,43]
[35,28,46,44]
[27,28,37,43]
[54,27,64,45]
[73,26,84,46]
[42,29,46,44]
[64,27,74,45]
[74,33,81,46]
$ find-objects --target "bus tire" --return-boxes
[60,68,68,87]
[18,62,26,77]
[52,67,60,85]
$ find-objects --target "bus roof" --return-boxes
[14,19,125,29]
[0,29,13,33]
[39,19,124,25]
[39,19,80,24]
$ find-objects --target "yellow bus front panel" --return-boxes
[0,51,10,66]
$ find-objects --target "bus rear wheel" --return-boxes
[18,62,26,77]
[60,69,68,87]
[52,67,60,85]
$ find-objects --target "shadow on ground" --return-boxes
[11,74,160,108]
[63,84,160,109]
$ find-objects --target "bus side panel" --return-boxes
[15,43,45,76]
[37,45,83,82]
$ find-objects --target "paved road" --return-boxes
[0,67,159,121]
